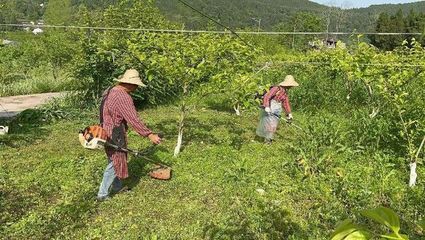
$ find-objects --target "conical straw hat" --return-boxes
[279,75,299,87]
[115,69,146,87]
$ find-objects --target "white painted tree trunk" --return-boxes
[369,107,380,119]
[174,106,185,157]
[174,83,187,158]
[410,135,425,187]
[409,162,417,187]
[233,104,241,116]
[174,128,183,157]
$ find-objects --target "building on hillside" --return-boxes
[308,38,338,50]
[325,38,337,49]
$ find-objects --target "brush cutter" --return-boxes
[79,125,171,180]
[271,113,304,131]
[286,121,304,131]
[269,112,305,132]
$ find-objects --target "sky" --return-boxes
[310,0,423,8]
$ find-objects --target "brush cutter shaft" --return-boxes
[290,123,304,131]
[104,140,172,180]
[100,140,171,180]
[103,142,169,168]
[103,141,137,155]
[79,125,168,166]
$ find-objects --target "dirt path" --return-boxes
[0,92,66,118]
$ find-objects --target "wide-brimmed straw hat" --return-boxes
[279,75,299,87]
[115,69,146,87]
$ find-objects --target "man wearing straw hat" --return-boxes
[97,69,161,201]
[256,75,299,144]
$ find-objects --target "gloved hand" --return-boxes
[286,113,293,123]
[265,107,271,115]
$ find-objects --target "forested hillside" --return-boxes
[346,1,425,32]
[2,0,425,33]
[156,0,425,32]
[155,0,327,30]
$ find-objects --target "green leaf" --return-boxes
[380,233,409,240]
[331,220,362,240]
[345,230,371,240]
[148,74,155,81]
[361,207,400,234]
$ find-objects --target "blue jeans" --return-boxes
[97,159,122,198]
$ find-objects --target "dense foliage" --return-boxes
[0,0,45,23]
[157,0,425,33]
[160,0,425,33]
[0,31,78,96]
[264,39,425,166]
[155,0,326,30]
[371,10,425,50]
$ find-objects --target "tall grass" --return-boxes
[0,66,75,97]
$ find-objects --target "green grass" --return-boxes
[0,105,424,239]
[0,66,74,97]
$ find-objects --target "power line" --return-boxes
[1,23,422,36]
[270,61,425,68]
[175,0,251,47]
[175,0,232,33]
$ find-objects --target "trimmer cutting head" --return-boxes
[149,165,172,180]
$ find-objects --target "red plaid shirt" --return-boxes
[101,86,152,179]
[262,86,292,114]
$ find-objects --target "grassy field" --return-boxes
[0,105,424,239]
[0,67,74,97]
[1,31,76,97]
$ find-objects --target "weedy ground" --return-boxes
[0,105,423,239]
[0,68,74,97]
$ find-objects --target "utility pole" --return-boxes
[292,16,298,50]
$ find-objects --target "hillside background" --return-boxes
[2,0,425,32]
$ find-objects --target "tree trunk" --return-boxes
[52,68,58,81]
[369,107,379,119]
[410,136,425,187]
[409,162,417,187]
[233,104,241,116]
[174,83,188,157]
[173,104,185,157]
[345,80,352,100]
